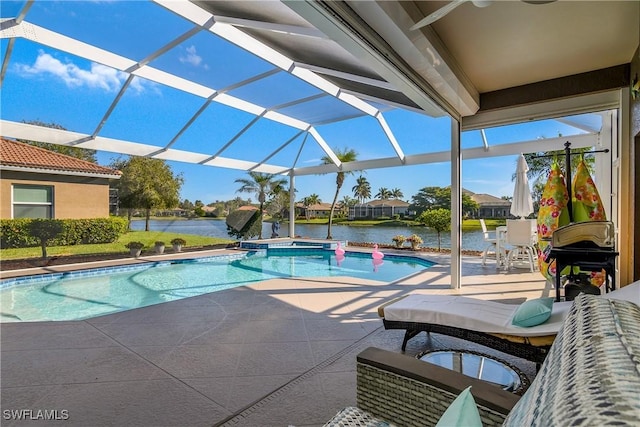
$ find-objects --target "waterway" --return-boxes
[130,219,489,252]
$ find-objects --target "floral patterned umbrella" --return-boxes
[537,162,570,282]
[537,158,607,285]
[572,159,606,222]
[572,158,607,286]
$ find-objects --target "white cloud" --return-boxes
[302,158,322,164]
[16,50,154,94]
[179,45,203,67]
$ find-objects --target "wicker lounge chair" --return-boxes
[379,294,572,365]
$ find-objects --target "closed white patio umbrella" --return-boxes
[511,154,534,219]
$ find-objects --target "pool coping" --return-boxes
[0,246,437,288]
[1,239,444,280]
[0,248,242,280]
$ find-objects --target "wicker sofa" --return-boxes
[325,293,640,426]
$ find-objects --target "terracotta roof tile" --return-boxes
[0,138,121,177]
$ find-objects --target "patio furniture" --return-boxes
[326,290,640,426]
[379,281,639,365]
[505,219,538,272]
[546,221,618,301]
[415,349,529,395]
[480,219,499,266]
[379,294,569,365]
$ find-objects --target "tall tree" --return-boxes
[20,121,98,163]
[339,195,357,218]
[391,188,404,199]
[321,148,358,239]
[341,195,356,207]
[417,208,451,251]
[181,199,194,210]
[111,157,183,231]
[411,186,477,217]
[234,172,287,238]
[375,187,392,200]
[301,194,321,221]
[266,186,295,220]
[352,175,371,203]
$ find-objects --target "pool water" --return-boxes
[0,250,433,322]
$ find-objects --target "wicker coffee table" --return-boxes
[416,349,529,394]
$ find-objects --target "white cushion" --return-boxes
[383,294,572,337]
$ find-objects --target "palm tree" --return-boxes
[321,148,358,239]
[391,188,404,199]
[375,187,392,200]
[352,175,371,203]
[340,195,357,218]
[301,193,321,221]
[235,172,287,238]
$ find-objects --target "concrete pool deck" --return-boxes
[0,248,552,426]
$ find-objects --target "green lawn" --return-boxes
[1,219,508,261]
[1,231,233,260]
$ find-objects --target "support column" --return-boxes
[289,174,296,238]
[450,118,462,289]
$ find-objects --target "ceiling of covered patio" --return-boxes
[1,1,637,177]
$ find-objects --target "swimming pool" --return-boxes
[0,250,434,322]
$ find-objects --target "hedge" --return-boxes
[0,217,129,248]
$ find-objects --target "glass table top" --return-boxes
[417,350,527,394]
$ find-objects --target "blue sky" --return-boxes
[1,1,591,205]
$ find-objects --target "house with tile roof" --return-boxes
[349,199,411,220]
[467,192,512,218]
[0,138,121,219]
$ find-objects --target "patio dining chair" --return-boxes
[506,219,538,272]
[480,219,497,266]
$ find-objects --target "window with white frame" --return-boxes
[12,185,53,219]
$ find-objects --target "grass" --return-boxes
[1,218,509,261]
[0,231,233,260]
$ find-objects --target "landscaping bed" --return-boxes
[0,243,236,272]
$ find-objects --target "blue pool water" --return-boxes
[0,250,434,322]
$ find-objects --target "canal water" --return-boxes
[130,219,488,252]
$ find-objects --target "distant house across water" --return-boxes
[349,199,410,220]
[467,191,512,218]
[0,138,121,219]
[294,202,333,219]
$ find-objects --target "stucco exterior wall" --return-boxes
[0,171,112,219]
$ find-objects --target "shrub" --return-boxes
[170,238,186,246]
[125,241,144,249]
[155,241,165,246]
[28,219,63,258]
[391,235,406,248]
[0,217,128,248]
[0,218,36,248]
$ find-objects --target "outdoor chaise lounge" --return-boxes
[379,283,640,365]
[326,284,640,427]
